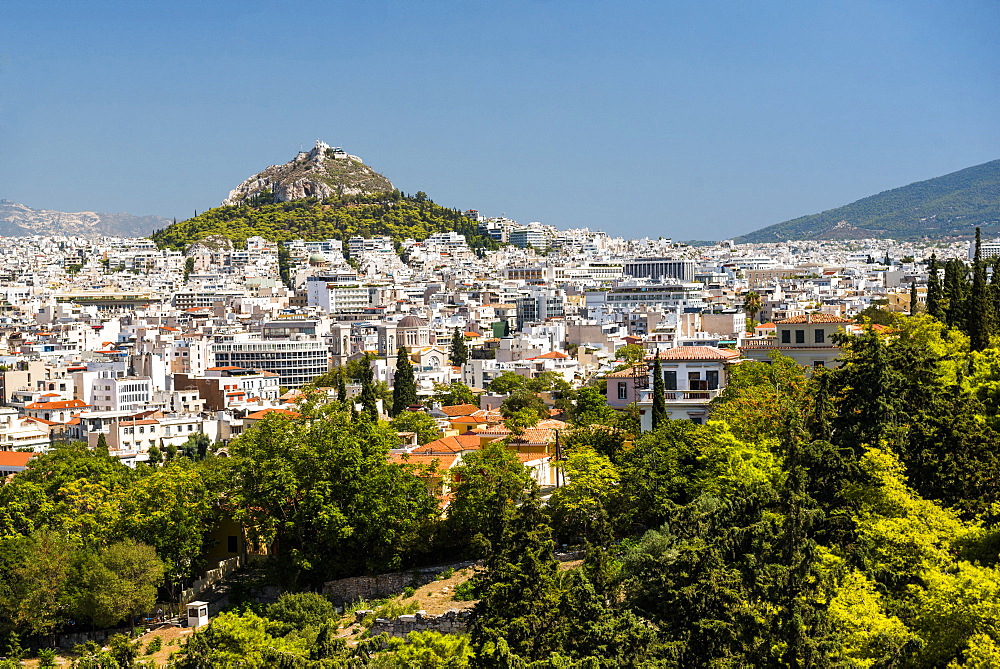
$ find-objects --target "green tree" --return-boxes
[971,227,992,351]
[910,279,920,316]
[389,631,473,667]
[549,447,620,542]
[71,540,164,629]
[0,529,75,638]
[743,290,763,323]
[486,371,527,395]
[230,409,437,585]
[431,381,476,407]
[446,442,532,558]
[450,327,469,367]
[926,253,944,320]
[119,462,214,593]
[499,389,548,422]
[468,493,560,663]
[651,355,666,430]
[390,347,417,417]
[389,411,441,445]
[615,343,645,366]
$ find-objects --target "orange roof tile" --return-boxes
[438,403,480,417]
[0,452,34,468]
[245,408,301,420]
[25,399,89,410]
[776,314,853,324]
[651,346,740,361]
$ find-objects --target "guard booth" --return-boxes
[186,601,209,628]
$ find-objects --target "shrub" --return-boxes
[452,580,479,601]
[145,636,163,655]
[437,567,456,580]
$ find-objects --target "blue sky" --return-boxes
[1,0,997,239]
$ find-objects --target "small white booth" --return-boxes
[186,601,209,628]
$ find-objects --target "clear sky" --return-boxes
[1,1,998,240]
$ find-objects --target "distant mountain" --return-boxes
[222,140,394,206]
[0,200,170,238]
[735,159,1000,243]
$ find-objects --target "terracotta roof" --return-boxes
[531,351,569,360]
[776,314,853,324]
[438,403,480,417]
[0,452,34,468]
[651,346,740,361]
[245,408,301,420]
[25,399,89,410]
[413,435,481,454]
[509,428,556,444]
[390,452,460,470]
[605,365,647,378]
[515,452,550,465]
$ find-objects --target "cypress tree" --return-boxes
[359,354,379,421]
[390,347,417,417]
[336,367,348,404]
[651,355,667,430]
[450,327,469,367]
[926,254,943,320]
[970,227,991,351]
[909,279,919,316]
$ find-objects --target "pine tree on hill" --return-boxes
[391,347,417,417]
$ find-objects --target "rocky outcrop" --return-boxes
[0,199,169,238]
[222,141,394,206]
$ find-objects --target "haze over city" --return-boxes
[2,0,998,239]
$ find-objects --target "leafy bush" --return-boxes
[452,580,479,601]
[145,636,162,655]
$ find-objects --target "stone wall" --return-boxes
[322,561,474,604]
[369,609,471,638]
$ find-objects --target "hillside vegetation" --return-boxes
[737,158,1000,242]
[151,191,499,251]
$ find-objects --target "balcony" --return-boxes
[664,389,721,401]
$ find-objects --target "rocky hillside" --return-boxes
[736,159,1000,243]
[222,141,394,206]
[0,200,169,238]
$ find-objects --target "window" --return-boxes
[663,370,677,391]
[795,330,805,344]
[706,370,719,390]
[813,361,825,368]
[227,535,238,553]
[617,382,627,400]
[781,329,791,344]
[814,328,826,344]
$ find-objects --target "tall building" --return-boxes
[210,334,329,388]
[622,258,695,282]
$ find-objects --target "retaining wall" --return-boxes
[369,609,471,638]
[322,560,475,604]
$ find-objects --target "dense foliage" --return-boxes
[150,191,500,251]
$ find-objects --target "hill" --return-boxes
[0,200,169,238]
[151,191,498,251]
[222,140,394,206]
[735,159,1000,243]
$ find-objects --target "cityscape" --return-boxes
[2,1,1000,667]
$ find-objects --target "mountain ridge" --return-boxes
[735,159,1000,243]
[0,199,170,238]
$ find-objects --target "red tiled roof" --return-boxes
[0,452,34,468]
[605,365,647,378]
[650,346,740,361]
[438,403,480,417]
[390,452,460,470]
[412,435,481,454]
[776,314,853,324]
[245,408,301,420]
[25,399,89,410]
[531,351,569,360]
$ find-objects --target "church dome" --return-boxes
[308,252,326,266]
[397,315,428,328]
